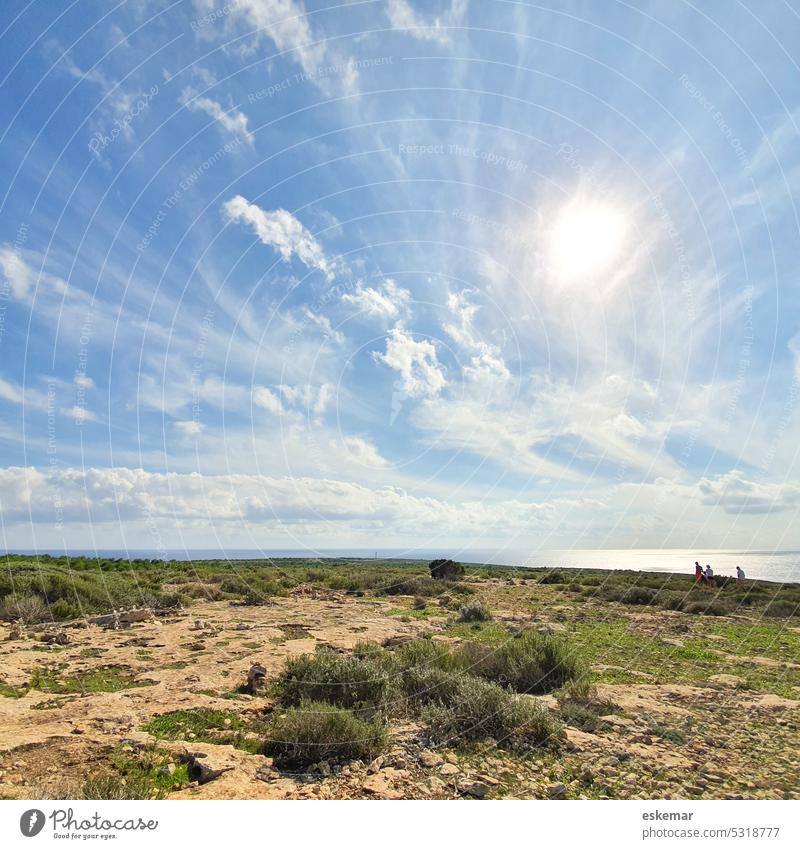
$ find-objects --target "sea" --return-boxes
[6,548,800,585]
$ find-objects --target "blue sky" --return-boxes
[1,0,799,554]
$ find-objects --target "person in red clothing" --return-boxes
[694,561,703,584]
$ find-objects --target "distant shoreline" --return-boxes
[3,549,800,586]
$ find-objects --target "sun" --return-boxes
[549,200,627,278]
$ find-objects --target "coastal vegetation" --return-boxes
[0,554,798,799]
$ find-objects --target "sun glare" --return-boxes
[550,200,627,278]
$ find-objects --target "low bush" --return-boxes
[762,600,798,618]
[264,701,387,769]
[275,650,388,714]
[559,701,600,731]
[556,678,616,732]
[49,598,80,620]
[461,631,584,694]
[379,576,443,597]
[429,559,465,580]
[421,676,561,747]
[681,600,731,616]
[0,594,49,623]
[599,585,661,606]
[457,601,492,622]
[395,664,466,710]
[392,638,464,674]
[538,570,567,585]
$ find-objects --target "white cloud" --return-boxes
[252,386,285,415]
[374,326,446,399]
[443,290,510,387]
[302,307,344,344]
[174,420,204,437]
[67,405,98,424]
[343,279,411,320]
[0,465,553,534]
[279,382,334,415]
[386,0,468,46]
[0,246,33,299]
[193,0,358,93]
[184,91,254,145]
[0,246,73,303]
[222,195,332,278]
[0,377,24,405]
[343,436,388,468]
[698,470,800,515]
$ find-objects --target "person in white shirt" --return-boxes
[704,564,714,586]
[736,565,745,583]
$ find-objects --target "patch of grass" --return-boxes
[78,647,105,658]
[31,696,78,710]
[144,707,243,738]
[264,701,387,769]
[0,680,26,698]
[143,708,266,754]
[573,620,800,698]
[556,679,616,732]
[28,665,155,694]
[386,606,437,619]
[92,747,188,799]
[647,723,687,744]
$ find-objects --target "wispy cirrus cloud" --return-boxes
[386,0,468,46]
[182,89,255,145]
[343,279,411,320]
[222,195,333,278]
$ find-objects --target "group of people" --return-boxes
[694,561,745,586]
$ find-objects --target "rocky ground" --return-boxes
[0,577,798,800]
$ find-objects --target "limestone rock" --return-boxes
[419,751,444,768]
[459,780,489,798]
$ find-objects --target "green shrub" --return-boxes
[0,594,48,623]
[681,600,730,616]
[379,576,442,597]
[429,559,465,580]
[412,596,427,610]
[421,676,561,747]
[276,650,388,713]
[50,598,79,620]
[392,638,464,673]
[559,701,600,731]
[457,601,492,622]
[264,702,387,769]
[538,570,567,585]
[599,585,661,606]
[461,631,584,694]
[396,664,466,709]
[762,600,798,618]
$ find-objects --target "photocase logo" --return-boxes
[20,809,45,837]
